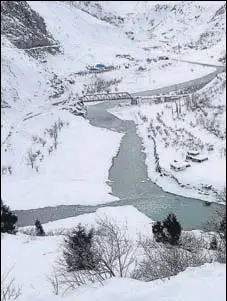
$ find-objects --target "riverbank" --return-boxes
[2,111,123,210]
[109,91,226,205]
[13,102,224,230]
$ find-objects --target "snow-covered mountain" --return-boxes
[1,1,58,50]
[1,2,226,301]
[73,1,226,56]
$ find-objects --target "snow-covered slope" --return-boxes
[1,229,226,301]
[121,1,226,58]
[1,1,226,209]
[2,1,133,209]
[1,2,226,301]
[110,72,226,202]
[22,263,225,301]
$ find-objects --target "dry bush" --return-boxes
[46,269,61,296]
[55,218,137,293]
[132,237,210,281]
[93,217,137,278]
[26,149,37,169]
[204,187,226,262]
[179,231,209,251]
[1,268,22,301]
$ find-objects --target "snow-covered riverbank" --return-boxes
[1,110,123,210]
[109,74,226,204]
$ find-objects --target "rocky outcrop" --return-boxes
[1,1,59,52]
[72,1,124,26]
[195,4,226,50]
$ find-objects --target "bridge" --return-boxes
[138,93,191,101]
[80,92,134,103]
[79,91,191,105]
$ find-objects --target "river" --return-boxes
[14,62,225,229]
[14,101,224,230]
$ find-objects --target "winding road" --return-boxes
[133,61,225,97]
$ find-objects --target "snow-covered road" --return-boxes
[133,62,225,96]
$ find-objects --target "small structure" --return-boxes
[86,64,106,73]
[131,97,140,105]
[170,160,191,172]
[95,64,106,69]
[186,154,208,163]
[187,150,200,156]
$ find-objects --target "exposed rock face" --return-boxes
[1,1,58,50]
[72,1,125,26]
[195,4,226,50]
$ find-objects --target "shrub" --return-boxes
[35,219,45,236]
[1,200,18,234]
[57,219,137,291]
[219,214,226,243]
[1,268,21,300]
[93,217,136,278]
[209,236,218,250]
[152,221,164,242]
[133,237,208,281]
[63,224,96,272]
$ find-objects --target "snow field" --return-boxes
[2,110,123,210]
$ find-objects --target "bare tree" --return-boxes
[53,122,58,150]
[48,146,54,155]
[56,218,137,293]
[1,268,22,301]
[93,217,137,279]
[46,270,60,296]
[57,118,64,131]
[26,149,37,169]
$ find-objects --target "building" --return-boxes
[186,154,208,163]
[187,150,200,156]
[95,64,105,69]
[86,64,106,73]
[170,160,191,172]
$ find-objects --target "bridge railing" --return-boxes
[81,92,133,102]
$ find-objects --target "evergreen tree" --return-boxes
[63,224,96,272]
[163,213,182,245]
[1,199,18,234]
[152,221,165,243]
[152,213,182,245]
[35,219,45,236]
[210,236,218,250]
